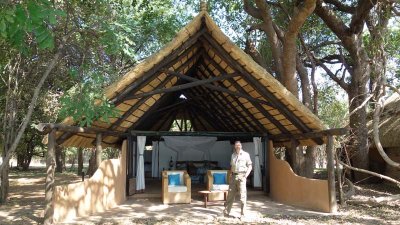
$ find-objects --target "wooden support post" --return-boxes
[96,133,102,170]
[335,147,345,205]
[77,147,83,176]
[327,135,338,213]
[44,129,56,225]
[290,138,299,174]
[263,136,270,193]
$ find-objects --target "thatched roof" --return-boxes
[368,93,400,148]
[56,11,326,148]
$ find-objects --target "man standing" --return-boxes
[223,140,252,219]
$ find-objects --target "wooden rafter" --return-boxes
[123,73,240,100]
[191,85,248,131]
[199,56,291,135]
[197,58,267,132]
[118,45,202,104]
[111,28,207,105]
[128,93,181,130]
[187,98,230,131]
[190,72,251,132]
[166,70,273,107]
[186,85,241,131]
[201,34,324,144]
[187,106,210,131]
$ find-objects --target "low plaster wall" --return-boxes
[53,140,127,222]
[269,141,331,212]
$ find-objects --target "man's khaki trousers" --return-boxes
[224,173,247,215]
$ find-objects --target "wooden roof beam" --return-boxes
[185,95,231,131]
[192,70,253,132]
[118,46,203,103]
[165,70,273,107]
[197,59,267,133]
[201,33,324,145]
[110,28,207,105]
[123,72,240,100]
[198,54,291,136]
[130,130,266,137]
[190,86,250,132]
[186,88,237,131]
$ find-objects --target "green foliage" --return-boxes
[59,68,120,127]
[318,85,348,128]
[102,147,120,160]
[54,0,189,126]
[0,0,64,53]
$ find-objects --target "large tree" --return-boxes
[313,0,399,181]
[242,0,318,177]
[0,0,187,203]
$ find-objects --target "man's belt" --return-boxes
[233,172,246,175]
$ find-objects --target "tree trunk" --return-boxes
[297,55,315,178]
[305,146,316,178]
[55,146,63,173]
[281,0,316,98]
[0,48,63,203]
[44,130,56,225]
[0,159,9,203]
[314,0,377,182]
[16,136,35,171]
[77,148,83,176]
[86,150,96,177]
[348,65,370,181]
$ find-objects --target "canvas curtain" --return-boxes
[136,136,146,191]
[162,136,217,160]
[253,137,262,188]
[151,141,159,178]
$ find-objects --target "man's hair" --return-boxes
[234,140,241,144]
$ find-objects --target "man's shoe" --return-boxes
[240,214,246,221]
[223,209,229,217]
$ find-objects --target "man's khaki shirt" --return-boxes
[231,150,252,173]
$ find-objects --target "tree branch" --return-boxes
[349,0,377,34]
[324,0,356,13]
[339,160,400,187]
[243,0,263,19]
[315,58,349,91]
[310,41,341,51]
[282,0,317,96]
[0,35,70,173]
[315,0,351,46]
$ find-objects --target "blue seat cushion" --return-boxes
[213,173,227,185]
[168,174,181,186]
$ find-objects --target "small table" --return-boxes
[198,190,228,208]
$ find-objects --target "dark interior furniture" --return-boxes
[175,161,220,184]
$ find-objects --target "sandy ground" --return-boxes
[0,168,399,225]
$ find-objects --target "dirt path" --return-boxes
[0,168,81,225]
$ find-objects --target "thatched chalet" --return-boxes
[38,4,347,224]
[368,93,400,181]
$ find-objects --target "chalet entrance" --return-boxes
[125,132,270,196]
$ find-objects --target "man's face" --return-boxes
[234,142,242,153]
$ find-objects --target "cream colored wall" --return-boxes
[53,140,127,222]
[269,141,331,212]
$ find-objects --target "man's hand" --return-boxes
[245,165,252,179]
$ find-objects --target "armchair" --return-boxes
[206,170,231,201]
[162,170,191,204]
